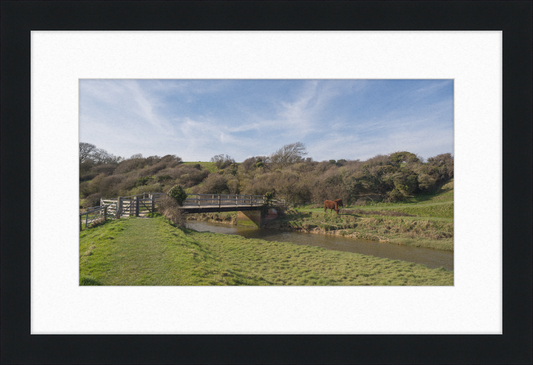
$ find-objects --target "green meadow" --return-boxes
[80,215,453,286]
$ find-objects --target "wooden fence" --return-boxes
[79,205,108,230]
[100,193,166,219]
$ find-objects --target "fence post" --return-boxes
[218,195,221,209]
[151,195,155,212]
[135,196,140,217]
[116,197,122,219]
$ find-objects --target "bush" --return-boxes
[91,163,118,175]
[135,176,154,186]
[83,193,102,208]
[158,196,186,227]
[168,185,188,206]
[195,174,229,194]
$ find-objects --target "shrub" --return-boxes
[80,173,98,182]
[135,176,154,186]
[91,163,118,175]
[195,174,229,194]
[83,193,102,208]
[99,175,125,198]
[168,184,188,206]
[158,196,186,227]
[114,158,146,175]
[130,184,163,196]
[89,217,107,228]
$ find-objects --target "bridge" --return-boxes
[181,194,267,213]
[80,193,284,230]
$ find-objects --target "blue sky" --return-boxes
[79,79,453,162]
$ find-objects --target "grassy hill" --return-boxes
[80,215,453,286]
[181,161,219,173]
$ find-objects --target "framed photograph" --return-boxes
[2,1,531,363]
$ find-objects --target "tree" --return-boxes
[390,151,420,166]
[195,174,229,194]
[79,142,96,163]
[80,142,122,164]
[168,184,188,206]
[270,142,308,167]
[210,154,235,170]
[92,148,117,164]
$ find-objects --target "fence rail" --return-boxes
[79,205,108,230]
[182,194,265,208]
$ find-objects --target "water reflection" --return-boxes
[186,221,454,271]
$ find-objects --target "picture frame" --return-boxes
[1,1,531,363]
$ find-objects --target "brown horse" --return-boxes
[324,200,339,215]
[333,199,343,208]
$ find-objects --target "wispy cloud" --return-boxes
[80,79,453,161]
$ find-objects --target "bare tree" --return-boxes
[80,142,122,165]
[79,142,96,163]
[270,142,308,167]
[210,154,235,169]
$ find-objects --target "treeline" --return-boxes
[79,142,453,208]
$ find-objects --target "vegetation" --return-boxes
[79,142,453,252]
[79,215,453,286]
[79,142,453,211]
[168,184,187,206]
[156,196,186,227]
[187,180,454,251]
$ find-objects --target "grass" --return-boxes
[80,215,453,286]
[182,161,219,173]
[275,179,454,251]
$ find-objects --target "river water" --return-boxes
[186,221,454,271]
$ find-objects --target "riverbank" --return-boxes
[185,210,453,251]
[262,210,453,251]
[79,216,453,286]
[183,180,453,251]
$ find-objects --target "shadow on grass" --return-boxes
[80,276,102,286]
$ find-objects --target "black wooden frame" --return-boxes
[1,1,531,363]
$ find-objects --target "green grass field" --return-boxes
[80,215,453,286]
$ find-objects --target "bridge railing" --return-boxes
[183,194,265,207]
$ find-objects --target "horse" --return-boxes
[333,199,343,208]
[324,200,339,215]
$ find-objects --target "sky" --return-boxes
[79,79,453,162]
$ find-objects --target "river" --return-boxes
[186,221,454,271]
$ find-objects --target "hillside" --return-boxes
[80,143,454,211]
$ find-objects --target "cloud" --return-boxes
[80,79,453,162]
